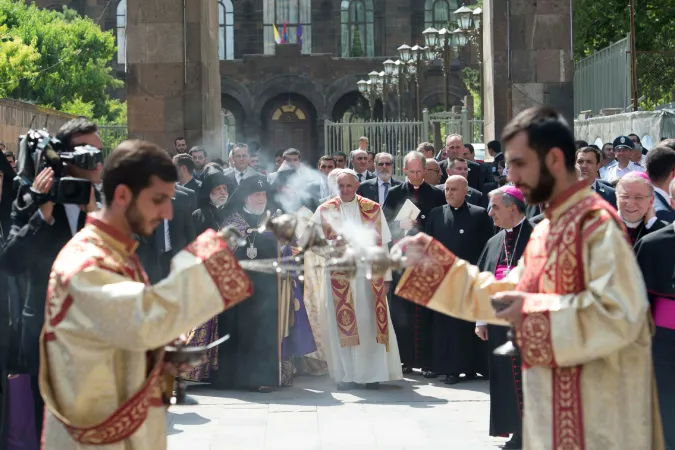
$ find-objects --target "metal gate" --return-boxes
[324,109,483,175]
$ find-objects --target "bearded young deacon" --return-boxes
[616,172,667,246]
[635,178,675,450]
[308,169,402,390]
[393,106,663,450]
[475,186,533,449]
[40,140,253,450]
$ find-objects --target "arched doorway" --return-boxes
[261,96,317,162]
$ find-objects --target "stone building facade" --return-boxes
[37,0,477,163]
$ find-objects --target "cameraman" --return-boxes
[0,118,102,443]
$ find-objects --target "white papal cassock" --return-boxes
[310,197,403,384]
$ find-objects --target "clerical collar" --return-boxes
[505,217,526,233]
[451,202,467,211]
[408,181,421,190]
[622,218,642,229]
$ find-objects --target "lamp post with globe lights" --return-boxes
[357,71,382,120]
[454,4,483,119]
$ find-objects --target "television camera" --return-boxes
[17,129,103,205]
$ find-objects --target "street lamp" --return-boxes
[397,44,412,63]
[422,28,439,49]
[454,4,474,31]
[473,7,482,31]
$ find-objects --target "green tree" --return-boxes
[0,0,125,122]
[0,30,40,97]
[574,0,675,107]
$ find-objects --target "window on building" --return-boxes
[263,0,312,55]
[218,0,234,60]
[340,0,374,57]
[424,0,459,30]
[117,0,126,65]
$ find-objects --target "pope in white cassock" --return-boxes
[308,169,402,390]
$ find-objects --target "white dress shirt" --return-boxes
[163,219,172,251]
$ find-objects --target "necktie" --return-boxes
[358,173,363,182]
[77,210,87,231]
[383,182,390,202]
[239,172,245,184]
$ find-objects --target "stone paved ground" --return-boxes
[167,374,507,450]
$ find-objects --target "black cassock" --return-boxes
[625,219,667,247]
[425,202,493,376]
[476,219,533,437]
[635,225,675,450]
[383,182,445,369]
[211,208,280,389]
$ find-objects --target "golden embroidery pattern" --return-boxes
[395,238,456,306]
[185,229,253,307]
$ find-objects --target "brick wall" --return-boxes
[0,99,76,153]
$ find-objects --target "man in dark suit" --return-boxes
[356,152,401,205]
[174,153,202,196]
[486,140,504,179]
[350,149,375,183]
[383,151,445,375]
[307,155,337,210]
[646,144,675,223]
[0,118,104,441]
[438,157,487,208]
[576,146,617,209]
[439,134,483,191]
[426,175,493,384]
[223,144,260,189]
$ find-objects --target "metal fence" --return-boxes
[636,51,675,110]
[98,124,128,158]
[574,35,631,116]
[324,110,483,175]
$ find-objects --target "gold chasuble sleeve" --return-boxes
[395,236,517,326]
[46,229,253,352]
[519,214,650,369]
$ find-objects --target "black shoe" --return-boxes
[365,382,380,390]
[464,373,477,381]
[422,371,437,378]
[503,434,522,449]
[443,374,460,385]
[174,392,199,405]
[402,365,413,374]
[337,382,353,391]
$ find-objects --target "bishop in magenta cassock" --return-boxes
[475,186,533,449]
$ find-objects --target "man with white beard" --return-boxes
[191,165,230,235]
[308,169,403,390]
[356,152,402,204]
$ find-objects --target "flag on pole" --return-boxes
[297,24,303,47]
[273,24,281,44]
[283,22,288,44]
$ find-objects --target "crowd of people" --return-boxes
[0,107,673,450]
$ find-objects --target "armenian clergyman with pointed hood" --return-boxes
[393,107,664,450]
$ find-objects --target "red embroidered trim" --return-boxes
[395,238,456,306]
[185,229,253,308]
[552,367,585,449]
[520,310,556,368]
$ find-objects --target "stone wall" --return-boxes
[0,99,76,153]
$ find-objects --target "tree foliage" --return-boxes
[574,0,675,107]
[351,26,365,57]
[0,0,125,122]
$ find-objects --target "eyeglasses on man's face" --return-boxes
[377,162,392,167]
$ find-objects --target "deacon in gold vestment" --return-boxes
[39,141,253,450]
[394,108,664,450]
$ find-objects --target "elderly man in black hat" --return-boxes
[211,175,288,392]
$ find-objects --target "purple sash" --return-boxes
[7,374,39,450]
[495,265,511,281]
[653,297,675,330]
